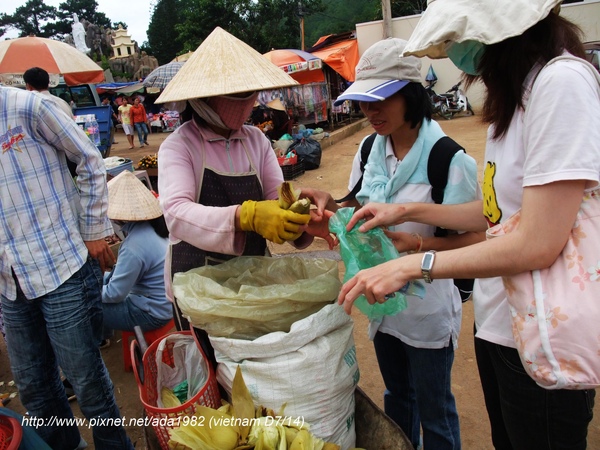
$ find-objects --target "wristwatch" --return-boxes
[421,250,437,283]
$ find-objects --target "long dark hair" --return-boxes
[149,215,169,238]
[464,12,584,140]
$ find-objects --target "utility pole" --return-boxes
[298,1,305,50]
[382,0,393,38]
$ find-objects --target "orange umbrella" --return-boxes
[263,49,325,84]
[0,36,104,86]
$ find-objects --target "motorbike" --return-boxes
[426,80,474,120]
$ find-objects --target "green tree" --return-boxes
[147,0,183,64]
[0,0,58,38]
[248,0,325,51]
[174,0,250,54]
[390,0,427,17]
[0,13,8,37]
[304,0,378,47]
[170,0,324,55]
[113,21,129,31]
[50,0,111,36]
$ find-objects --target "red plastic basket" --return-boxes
[131,331,221,449]
[277,152,298,166]
[0,416,22,450]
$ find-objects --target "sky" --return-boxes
[1,0,152,44]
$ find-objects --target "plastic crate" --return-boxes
[105,159,133,177]
[281,160,305,180]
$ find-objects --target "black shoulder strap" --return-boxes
[335,132,377,203]
[428,136,465,204]
[428,136,474,302]
[428,136,465,237]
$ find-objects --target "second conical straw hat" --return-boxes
[156,27,299,103]
[107,171,163,221]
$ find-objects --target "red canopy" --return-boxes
[308,34,359,82]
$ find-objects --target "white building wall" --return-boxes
[355,0,600,111]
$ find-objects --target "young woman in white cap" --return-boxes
[332,37,480,450]
[153,28,331,356]
[102,171,172,338]
[338,1,600,448]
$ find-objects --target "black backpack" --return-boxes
[336,132,474,302]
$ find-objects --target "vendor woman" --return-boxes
[155,27,333,357]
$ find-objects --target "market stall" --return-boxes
[307,32,360,122]
[262,49,330,125]
[148,110,180,132]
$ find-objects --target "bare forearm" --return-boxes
[420,231,485,252]
[403,201,487,232]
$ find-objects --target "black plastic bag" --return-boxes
[289,137,322,170]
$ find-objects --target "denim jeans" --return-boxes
[474,335,595,450]
[102,298,171,339]
[1,259,134,450]
[373,331,461,450]
[134,122,149,145]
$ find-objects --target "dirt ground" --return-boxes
[1,115,599,449]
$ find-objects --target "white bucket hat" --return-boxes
[156,27,299,103]
[403,0,563,59]
[334,38,421,106]
[107,171,163,221]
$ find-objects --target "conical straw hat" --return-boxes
[107,171,163,221]
[156,27,299,103]
[266,98,286,111]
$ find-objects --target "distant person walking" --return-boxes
[130,96,150,148]
[102,96,119,145]
[118,96,135,149]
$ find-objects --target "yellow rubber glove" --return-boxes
[239,200,311,244]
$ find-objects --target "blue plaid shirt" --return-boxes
[0,87,113,300]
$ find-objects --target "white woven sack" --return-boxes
[210,304,358,450]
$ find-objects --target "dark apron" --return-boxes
[170,138,266,367]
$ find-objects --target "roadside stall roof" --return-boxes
[307,32,359,82]
[263,48,325,84]
[96,81,159,95]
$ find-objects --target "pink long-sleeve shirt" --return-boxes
[158,120,284,255]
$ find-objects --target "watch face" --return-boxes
[422,252,434,268]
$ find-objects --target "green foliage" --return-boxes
[0,0,58,38]
[57,0,111,27]
[304,0,378,48]
[147,0,183,64]
[390,0,427,17]
[0,0,112,40]
[100,54,110,70]
[168,0,324,55]
[113,21,128,30]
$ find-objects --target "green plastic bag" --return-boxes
[329,207,424,319]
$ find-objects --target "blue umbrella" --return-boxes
[142,61,185,90]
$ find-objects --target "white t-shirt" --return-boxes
[350,122,480,348]
[474,56,600,348]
